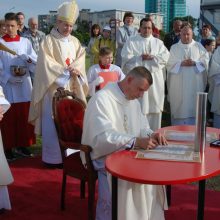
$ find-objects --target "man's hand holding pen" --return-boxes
[134,133,168,150]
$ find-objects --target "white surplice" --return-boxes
[87,64,125,96]
[0,37,37,103]
[167,40,209,120]
[121,34,169,130]
[82,83,167,220]
[0,86,13,210]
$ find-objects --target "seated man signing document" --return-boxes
[82,66,168,220]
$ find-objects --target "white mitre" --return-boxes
[57,0,79,24]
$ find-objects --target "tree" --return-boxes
[169,16,198,32]
[72,20,90,46]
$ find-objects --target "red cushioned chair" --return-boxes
[52,87,97,220]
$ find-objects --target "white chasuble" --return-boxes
[208,46,220,115]
[121,34,169,115]
[167,40,209,119]
[82,83,167,220]
[29,28,88,164]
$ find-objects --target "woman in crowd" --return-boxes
[91,25,116,64]
[87,24,101,66]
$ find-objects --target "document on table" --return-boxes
[65,148,80,157]
[164,130,217,142]
[135,144,201,162]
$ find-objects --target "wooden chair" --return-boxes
[52,87,97,220]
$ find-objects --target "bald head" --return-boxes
[28,17,38,33]
[173,20,182,34]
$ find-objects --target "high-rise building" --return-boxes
[38,11,57,33]
[200,0,220,36]
[145,0,186,32]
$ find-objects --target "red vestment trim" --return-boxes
[99,63,111,69]
[2,34,20,42]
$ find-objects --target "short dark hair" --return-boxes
[128,66,153,85]
[140,18,152,27]
[16,12,25,18]
[203,39,216,47]
[202,24,211,30]
[123,12,134,22]
[5,12,17,22]
[99,47,112,57]
[91,24,100,37]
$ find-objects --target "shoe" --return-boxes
[15,147,33,157]
[0,208,6,214]
[43,162,63,169]
[5,150,16,162]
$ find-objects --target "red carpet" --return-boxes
[1,156,220,220]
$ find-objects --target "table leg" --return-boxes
[166,185,172,206]
[197,179,206,220]
[112,175,118,220]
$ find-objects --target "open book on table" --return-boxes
[135,143,201,162]
[164,130,217,142]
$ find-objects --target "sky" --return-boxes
[0,0,201,24]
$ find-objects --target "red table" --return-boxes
[105,125,220,220]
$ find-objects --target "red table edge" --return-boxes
[106,160,220,185]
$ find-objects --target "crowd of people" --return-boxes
[0,0,220,219]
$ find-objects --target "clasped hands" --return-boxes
[142,54,154,61]
[181,58,196,66]
[135,133,168,150]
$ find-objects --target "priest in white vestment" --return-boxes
[82,66,168,220]
[29,0,88,166]
[121,18,169,131]
[0,86,13,212]
[167,24,209,125]
[208,46,220,128]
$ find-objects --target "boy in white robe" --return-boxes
[87,47,125,96]
[82,66,168,220]
[167,24,209,125]
[0,86,13,212]
[0,12,37,160]
[121,18,169,131]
